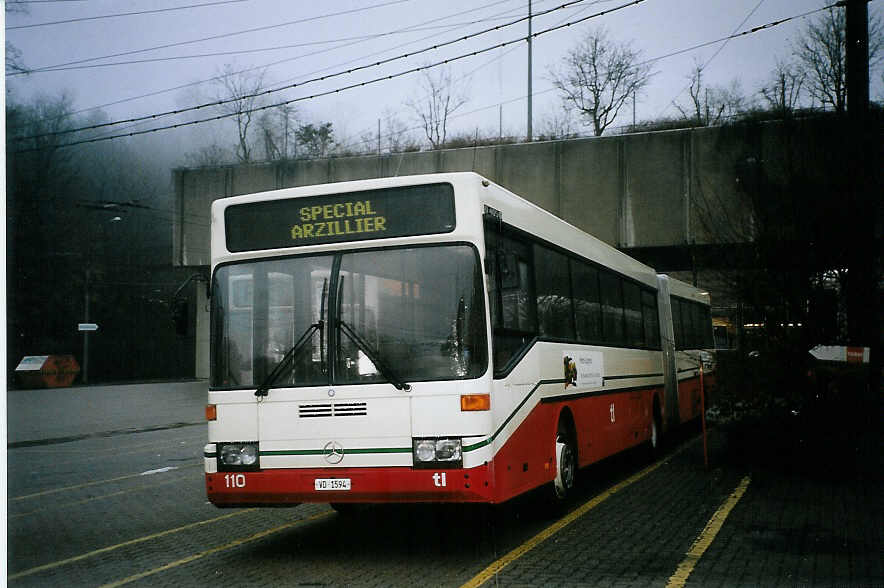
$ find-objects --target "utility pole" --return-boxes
[527,0,533,142]
[843,0,879,406]
[845,0,869,118]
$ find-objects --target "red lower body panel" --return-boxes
[207,464,493,506]
[207,379,710,507]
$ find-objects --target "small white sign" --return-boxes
[810,345,869,364]
[563,350,604,389]
[16,356,49,371]
[78,323,99,332]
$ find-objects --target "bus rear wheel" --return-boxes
[647,408,662,460]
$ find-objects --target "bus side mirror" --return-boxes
[172,298,189,337]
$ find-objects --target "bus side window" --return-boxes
[599,271,624,345]
[672,297,684,349]
[485,227,538,372]
[641,289,660,349]
[572,261,601,343]
[533,244,575,340]
[622,281,643,347]
[498,243,536,334]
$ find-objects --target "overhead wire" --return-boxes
[60,0,537,142]
[14,1,835,153]
[337,1,606,152]
[654,0,767,120]
[26,12,533,73]
[22,0,527,127]
[8,0,415,75]
[14,0,595,141]
[5,0,249,30]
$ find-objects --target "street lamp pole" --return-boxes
[83,266,90,385]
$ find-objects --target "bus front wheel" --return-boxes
[552,432,576,500]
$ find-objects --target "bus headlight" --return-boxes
[412,438,462,468]
[217,442,260,471]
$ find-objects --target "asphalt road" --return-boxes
[6,381,882,587]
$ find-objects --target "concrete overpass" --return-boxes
[172,116,852,376]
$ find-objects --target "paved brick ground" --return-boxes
[7,381,881,587]
[476,424,883,588]
[6,380,207,445]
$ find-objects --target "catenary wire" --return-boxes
[14,0,594,141]
[653,0,767,120]
[337,1,605,151]
[8,0,415,75]
[5,0,249,30]
[30,0,527,124]
[64,1,538,142]
[15,1,834,153]
[24,13,536,73]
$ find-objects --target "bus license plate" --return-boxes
[314,478,351,491]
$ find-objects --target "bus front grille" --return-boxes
[298,402,368,418]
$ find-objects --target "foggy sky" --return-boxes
[6,0,884,156]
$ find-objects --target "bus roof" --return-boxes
[664,275,711,305]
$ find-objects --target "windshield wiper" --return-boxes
[255,278,328,398]
[255,320,324,397]
[337,319,411,391]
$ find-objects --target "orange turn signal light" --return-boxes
[460,394,490,411]
[205,404,217,421]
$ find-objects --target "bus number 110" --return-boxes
[224,474,246,488]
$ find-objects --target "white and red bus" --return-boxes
[204,172,713,507]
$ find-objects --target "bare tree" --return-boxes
[550,27,652,137]
[536,106,579,140]
[759,59,806,118]
[214,64,267,162]
[675,61,748,126]
[5,3,30,75]
[185,144,234,167]
[407,67,469,149]
[794,4,882,113]
[257,104,298,161]
[382,109,420,153]
[357,111,419,155]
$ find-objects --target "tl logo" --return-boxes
[432,472,447,487]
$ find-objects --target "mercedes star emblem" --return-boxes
[323,440,345,464]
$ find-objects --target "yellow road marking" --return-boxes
[666,475,751,588]
[99,511,334,588]
[8,509,256,581]
[10,463,201,502]
[461,458,669,588]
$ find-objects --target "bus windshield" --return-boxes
[210,244,487,389]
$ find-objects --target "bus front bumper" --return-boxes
[206,465,493,506]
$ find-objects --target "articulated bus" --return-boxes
[204,172,713,507]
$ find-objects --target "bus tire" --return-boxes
[648,402,662,459]
[330,502,360,515]
[552,431,576,501]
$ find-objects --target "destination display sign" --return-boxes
[225,183,456,252]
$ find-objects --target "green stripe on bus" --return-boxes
[463,379,563,453]
[260,447,411,457]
